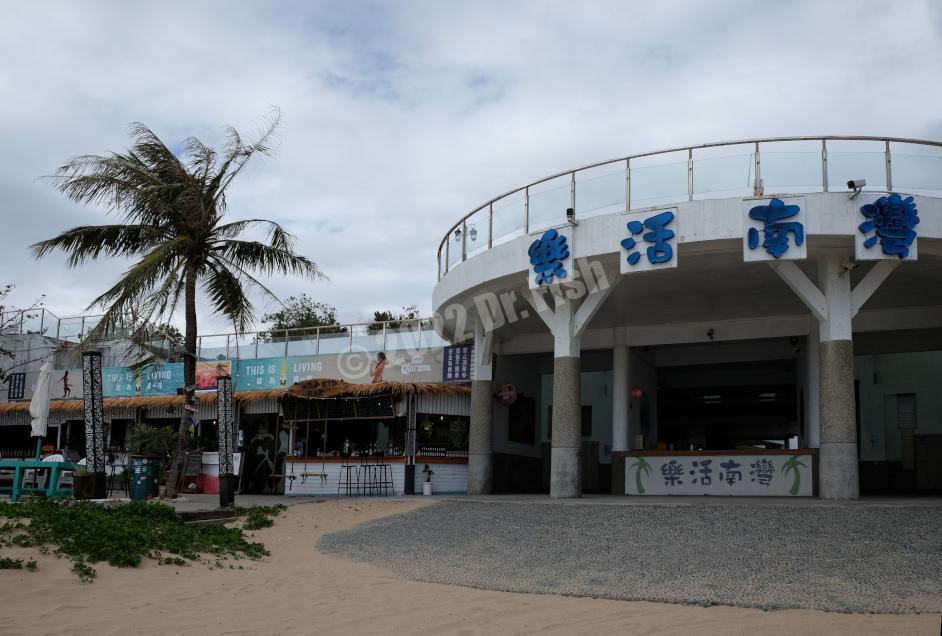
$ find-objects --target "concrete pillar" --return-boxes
[551,355,582,498]
[467,322,494,495]
[528,280,615,499]
[817,255,858,499]
[804,321,821,449]
[610,330,629,495]
[468,379,493,495]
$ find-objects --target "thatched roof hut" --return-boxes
[0,389,283,415]
[287,379,471,400]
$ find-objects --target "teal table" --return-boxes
[0,459,77,502]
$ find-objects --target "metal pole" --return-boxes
[461,220,467,261]
[283,330,289,357]
[487,203,493,249]
[524,185,530,234]
[225,334,230,361]
[79,316,85,340]
[822,139,829,192]
[753,141,762,196]
[626,158,631,210]
[885,140,893,191]
[570,171,576,213]
[382,323,388,352]
[687,148,694,201]
[254,334,259,358]
[444,239,450,274]
[316,327,321,355]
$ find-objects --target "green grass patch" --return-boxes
[0,499,284,582]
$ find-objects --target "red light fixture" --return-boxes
[630,388,643,399]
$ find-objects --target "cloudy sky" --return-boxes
[1,0,940,333]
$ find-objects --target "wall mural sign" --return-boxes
[620,209,678,274]
[855,193,919,261]
[528,227,573,289]
[742,197,806,262]
[442,344,473,382]
[234,348,446,391]
[625,453,813,496]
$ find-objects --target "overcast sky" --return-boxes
[1,0,940,333]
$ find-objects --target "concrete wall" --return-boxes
[855,350,942,462]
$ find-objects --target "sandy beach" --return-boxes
[0,499,938,636]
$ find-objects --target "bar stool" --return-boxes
[372,451,393,496]
[355,451,373,496]
[337,453,358,496]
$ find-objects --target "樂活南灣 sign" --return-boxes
[625,453,813,496]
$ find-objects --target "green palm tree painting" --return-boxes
[629,457,653,494]
[33,111,324,496]
[782,455,808,496]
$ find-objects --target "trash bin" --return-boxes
[129,454,161,500]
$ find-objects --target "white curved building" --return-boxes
[433,137,942,499]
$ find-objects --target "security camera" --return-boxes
[847,179,866,200]
[566,207,577,225]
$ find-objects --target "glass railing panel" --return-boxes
[198,335,229,362]
[255,337,288,358]
[317,330,350,355]
[286,327,323,356]
[760,152,822,192]
[629,160,688,208]
[446,233,461,270]
[464,206,489,258]
[438,249,447,279]
[385,323,422,351]
[491,190,525,246]
[827,152,886,191]
[56,318,84,342]
[575,166,626,217]
[20,309,46,335]
[527,176,570,232]
[229,333,258,360]
[350,323,385,353]
[420,326,448,349]
[891,153,942,191]
[692,153,753,197]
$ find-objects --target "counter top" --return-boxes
[285,455,468,464]
[615,449,817,457]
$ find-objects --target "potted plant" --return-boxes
[72,465,96,500]
[422,464,434,496]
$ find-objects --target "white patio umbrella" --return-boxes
[29,362,54,459]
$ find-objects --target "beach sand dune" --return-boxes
[0,499,938,635]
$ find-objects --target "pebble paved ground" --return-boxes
[318,500,942,614]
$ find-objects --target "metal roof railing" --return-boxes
[0,309,448,360]
[437,135,942,280]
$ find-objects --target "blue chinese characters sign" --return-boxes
[620,209,678,274]
[856,193,919,261]
[528,227,572,289]
[743,197,806,261]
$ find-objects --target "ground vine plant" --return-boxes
[0,500,284,581]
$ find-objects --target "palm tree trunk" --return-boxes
[165,262,198,497]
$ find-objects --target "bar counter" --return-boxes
[614,449,817,497]
[283,455,468,496]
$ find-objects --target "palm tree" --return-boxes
[33,111,324,496]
